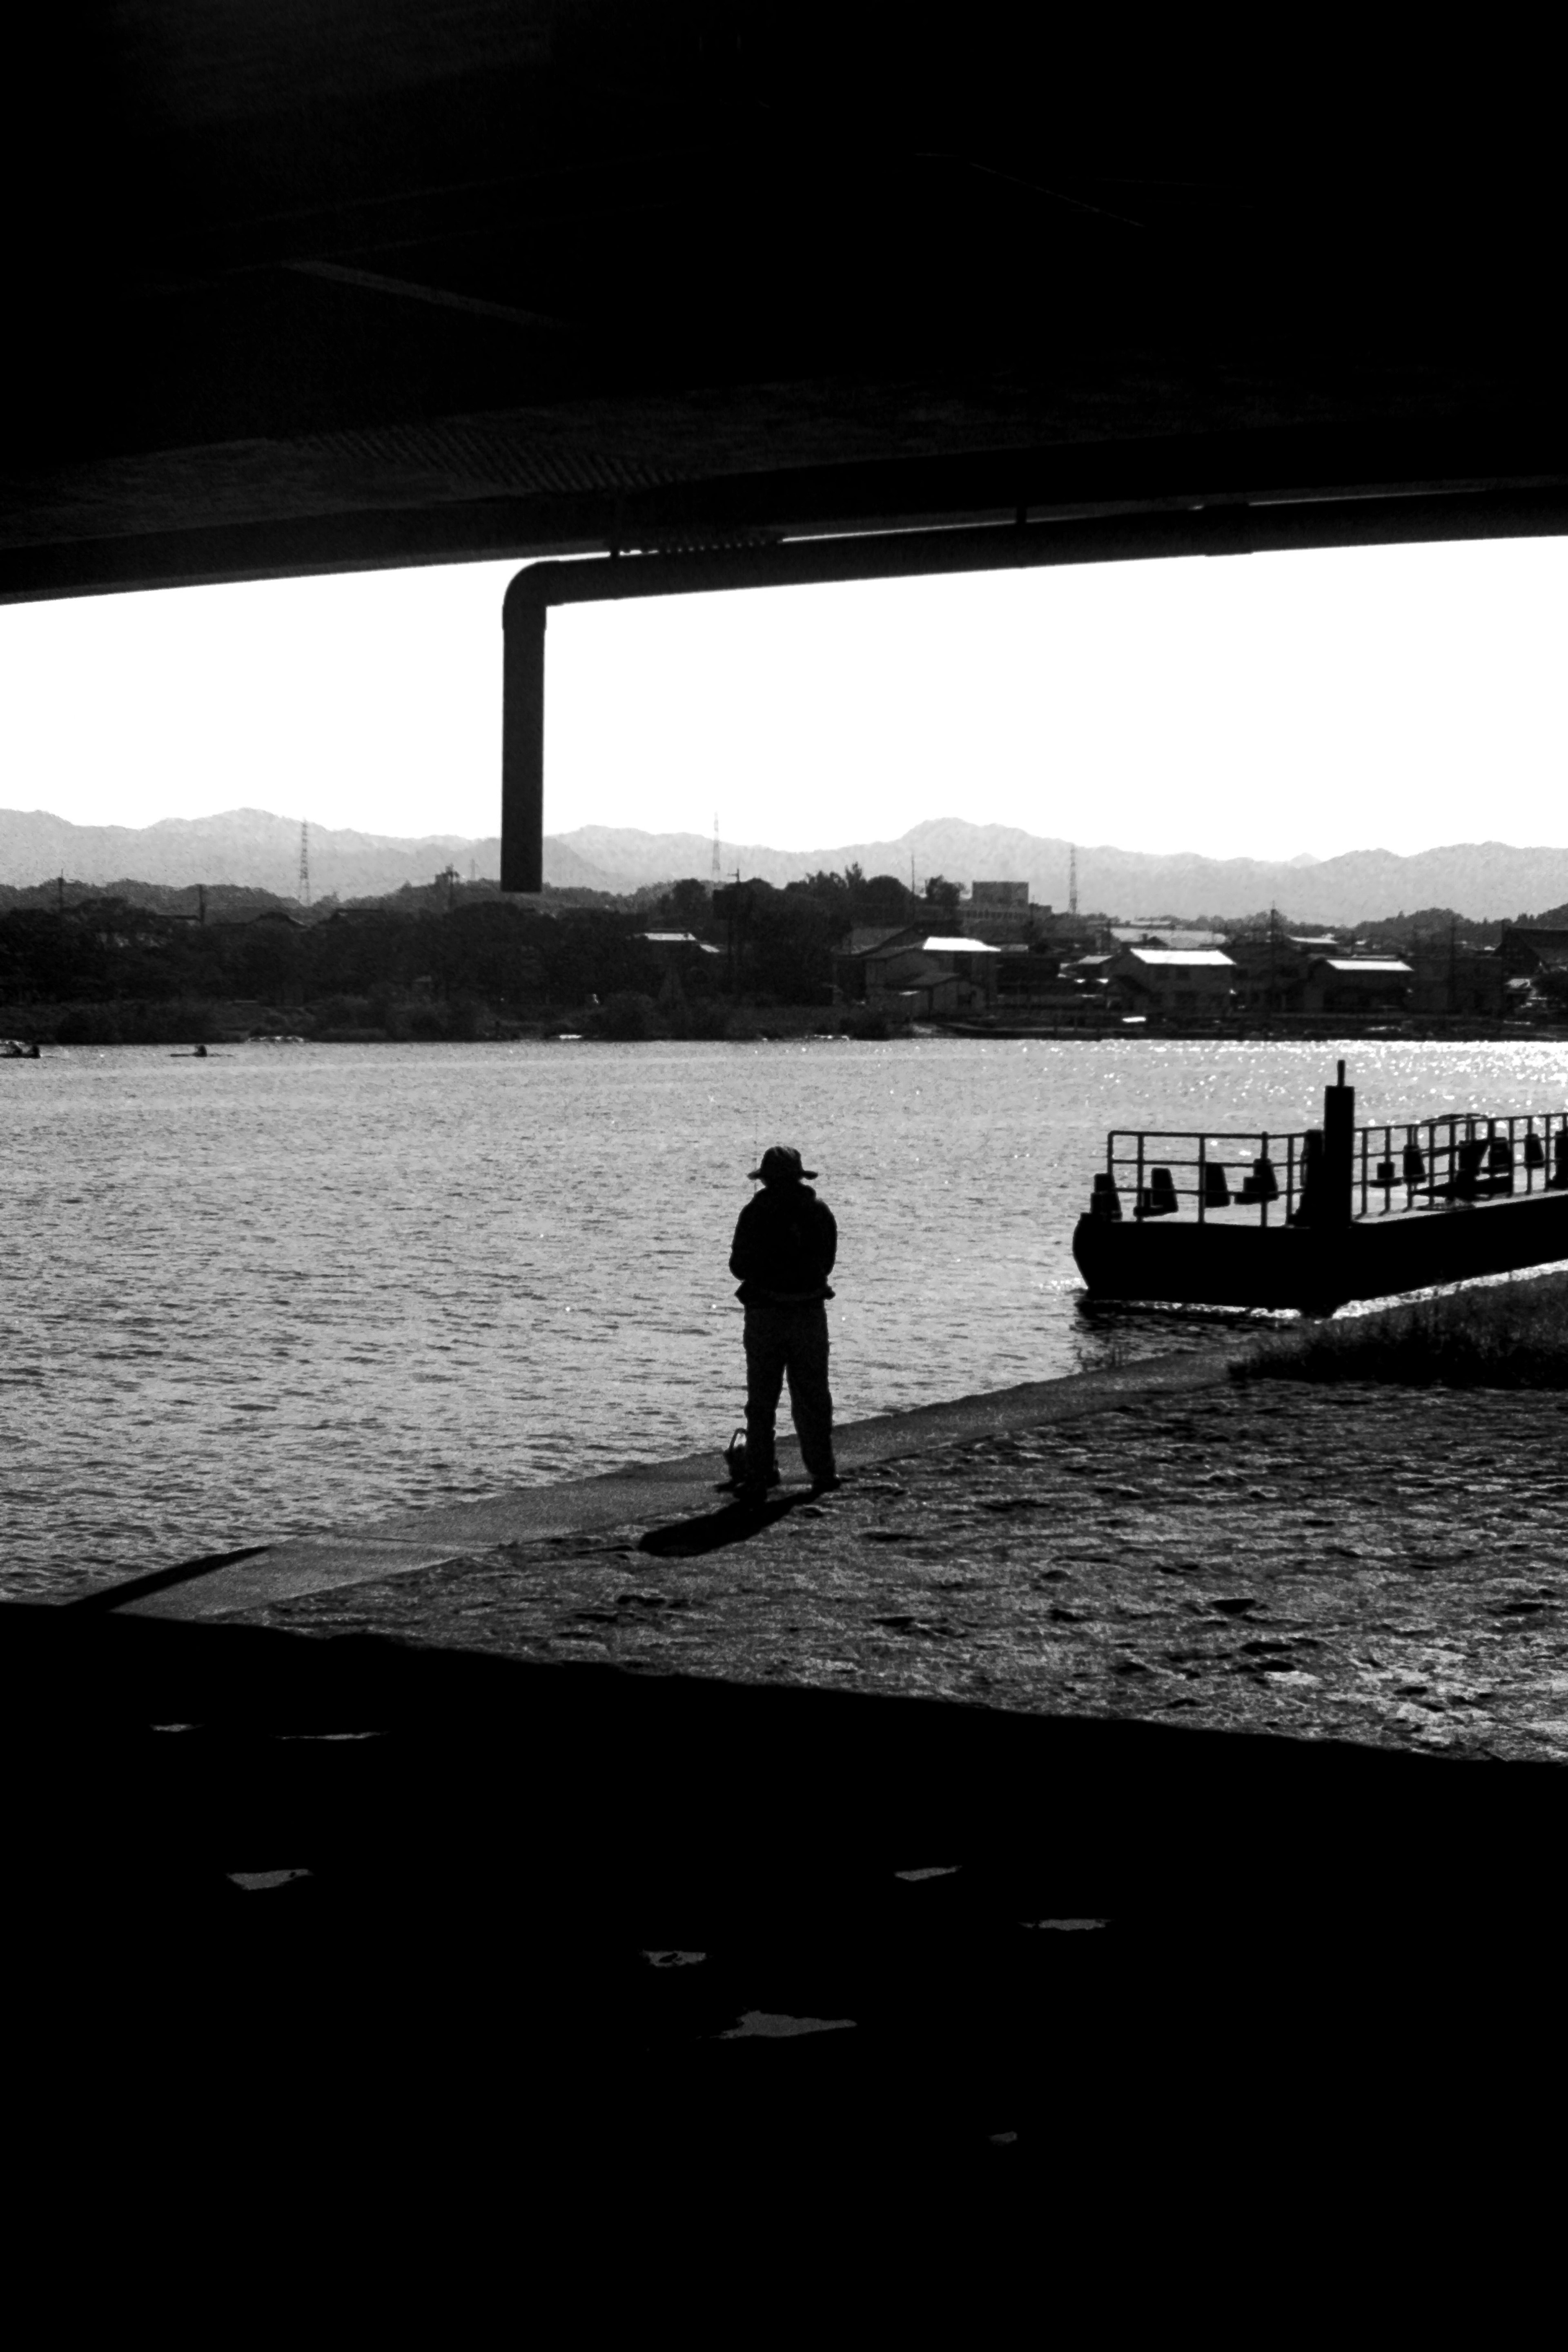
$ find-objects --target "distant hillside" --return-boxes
[0,876,301,918]
[0,807,619,897]
[7,806,1568,922]
[554,819,1568,924]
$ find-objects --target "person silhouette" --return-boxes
[728,1145,840,1500]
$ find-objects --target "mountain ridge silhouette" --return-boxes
[4,806,1568,922]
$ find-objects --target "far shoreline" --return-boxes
[10,1006,1568,1051]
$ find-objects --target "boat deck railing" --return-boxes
[1095,1110,1568,1226]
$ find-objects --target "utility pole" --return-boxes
[1069,843,1079,920]
[298,820,311,908]
[198,883,207,928]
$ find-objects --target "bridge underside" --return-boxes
[4,9,1567,605]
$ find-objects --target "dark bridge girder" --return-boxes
[5,7,1568,773]
[499,479,1568,890]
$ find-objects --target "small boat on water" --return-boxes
[1072,1064,1568,1313]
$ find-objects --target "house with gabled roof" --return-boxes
[1500,927,1568,978]
[835,924,1004,1016]
[1301,956,1413,1014]
[1107,946,1236,1016]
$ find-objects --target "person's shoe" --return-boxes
[808,1472,843,1497]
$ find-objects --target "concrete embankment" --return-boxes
[83,1347,1236,1620]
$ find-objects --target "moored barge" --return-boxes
[1072,1065,1568,1313]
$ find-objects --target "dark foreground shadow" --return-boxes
[3,1598,1564,2260]
[638,1493,804,1556]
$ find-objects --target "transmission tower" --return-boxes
[298,820,310,907]
[710,813,722,889]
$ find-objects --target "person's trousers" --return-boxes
[742,1302,835,1483]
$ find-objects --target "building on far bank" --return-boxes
[638,929,723,963]
[962,881,1036,947]
[1405,948,1508,1018]
[840,927,1003,1016]
[1107,945,1236,1016]
[1299,957,1413,1015]
[1223,932,1506,1019]
[1499,927,1568,980]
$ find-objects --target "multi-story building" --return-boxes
[962,881,1035,947]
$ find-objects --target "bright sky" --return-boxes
[3,536,1567,857]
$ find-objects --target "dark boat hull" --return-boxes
[1072,1189,1568,1312]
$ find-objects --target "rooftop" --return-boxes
[1317,958,1414,975]
[1120,948,1236,969]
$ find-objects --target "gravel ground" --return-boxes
[235,1381,1568,1764]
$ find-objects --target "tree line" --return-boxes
[0,864,948,1040]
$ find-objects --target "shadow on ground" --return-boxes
[637,1493,804,1556]
[5,1599,1563,2254]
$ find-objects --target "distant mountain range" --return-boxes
[6,806,1568,924]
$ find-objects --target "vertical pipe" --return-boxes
[1260,1131,1270,1228]
[1198,1133,1207,1224]
[501,591,546,893]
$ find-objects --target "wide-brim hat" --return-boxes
[748,1144,817,1183]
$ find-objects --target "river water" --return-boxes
[4,1035,1567,1600]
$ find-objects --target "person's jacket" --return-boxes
[729,1183,837,1304]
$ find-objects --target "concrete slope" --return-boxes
[89,1349,1233,1621]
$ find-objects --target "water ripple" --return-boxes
[4,1034,1565,1597]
